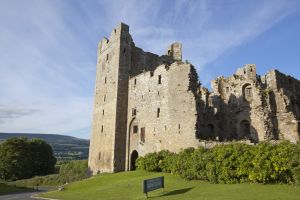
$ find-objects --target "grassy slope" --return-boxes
[40,171,300,200]
[0,183,33,195]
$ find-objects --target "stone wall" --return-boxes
[88,23,300,175]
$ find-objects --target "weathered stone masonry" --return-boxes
[88,23,300,174]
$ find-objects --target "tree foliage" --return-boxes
[0,137,56,180]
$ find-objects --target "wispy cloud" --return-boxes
[0,0,299,138]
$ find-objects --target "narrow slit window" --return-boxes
[106,54,108,61]
[158,75,162,84]
[102,109,104,116]
[105,77,107,84]
[104,94,106,102]
[178,124,181,129]
[134,78,137,86]
[157,108,160,118]
[123,48,126,53]
[98,152,101,160]
[140,127,145,143]
[101,125,103,133]
[150,71,154,77]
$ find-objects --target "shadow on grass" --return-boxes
[160,187,194,197]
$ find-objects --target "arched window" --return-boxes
[242,84,252,101]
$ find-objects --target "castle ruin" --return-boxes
[88,23,300,174]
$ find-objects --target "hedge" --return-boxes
[136,141,300,184]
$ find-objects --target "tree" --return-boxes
[0,137,56,180]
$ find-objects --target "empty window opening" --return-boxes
[178,124,181,129]
[104,94,106,102]
[114,29,116,33]
[132,108,137,116]
[102,109,104,116]
[98,152,101,160]
[242,84,252,101]
[106,54,108,61]
[123,48,126,53]
[150,71,154,77]
[105,77,107,84]
[140,127,145,143]
[134,78,137,85]
[250,68,253,72]
[101,125,103,133]
[158,75,162,84]
[157,108,160,118]
[158,91,160,96]
[133,125,138,134]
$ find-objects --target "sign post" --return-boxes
[143,176,164,198]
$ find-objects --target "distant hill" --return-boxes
[0,133,90,161]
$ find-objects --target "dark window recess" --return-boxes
[101,125,103,133]
[178,124,181,129]
[104,94,106,102]
[157,108,160,118]
[134,78,137,85]
[105,77,107,84]
[150,71,154,77]
[98,152,101,160]
[132,108,137,116]
[226,87,229,92]
[133,125,138,134]
[123,48,126,53]
[140,127,145,143]
[158,75,162,84]
[106,54,108,61]
[102,109,104,115]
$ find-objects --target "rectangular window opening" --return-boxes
[101,125,103,133]
[132,108,137,116]
[158,75,162,84]
[102,109,104,116]
[105,77,107,84]
[134,78,137,86]
[157,108,160,118]
[133,125,138,134]
[150,71,154,77]
[106,54,108,61]
[104,94,106,102]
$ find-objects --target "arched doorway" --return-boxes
[240,120,250,139]
[130,150,138,171]
[207,124,214,140]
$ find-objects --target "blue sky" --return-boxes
[0,0,300,139]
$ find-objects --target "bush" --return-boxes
[137,141,300,184]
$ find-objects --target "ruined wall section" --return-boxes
[265,70,300,142]
[89,23,131,174]
[126,62,199,170]
[206,64,268,142]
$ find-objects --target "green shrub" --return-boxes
[137,141,299,184]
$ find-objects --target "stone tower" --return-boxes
[88,23,132,173]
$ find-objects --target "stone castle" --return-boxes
[88,23,300,174]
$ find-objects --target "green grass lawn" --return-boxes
[0,183,33,195]
[39,170,300,200]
